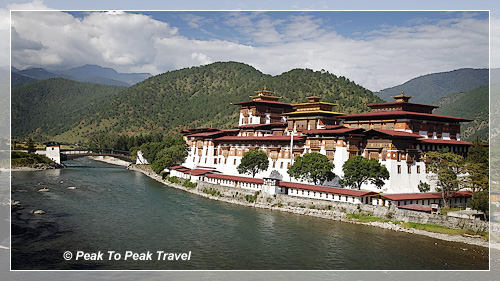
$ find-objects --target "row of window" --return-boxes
[397,165,429,174]
[290,189,356,202]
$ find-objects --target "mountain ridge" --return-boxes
[12,62,382,143]
[375,68,489,104]
[12,64,151,87]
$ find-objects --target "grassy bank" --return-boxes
[346,213,488,241]
[11,151,54,167]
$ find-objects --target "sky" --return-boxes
[7,8,490,91]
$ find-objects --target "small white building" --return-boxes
[45,143,61,164]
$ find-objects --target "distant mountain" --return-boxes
[19,67,59,80]
[433,86,488,141]
[54,64,151,86]
[11,72,38,87]
[375,68,489,104]
[11,64,151,87]
[12,62,382,142]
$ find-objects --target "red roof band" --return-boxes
[206,173,264,184]
[341,110,472,122]
[279,181,377,197]
[382,191,472,201]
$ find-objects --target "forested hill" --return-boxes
[52,62,381,142]
[375,68,488,104]
[432,86,488,141]
[12,78,126,142]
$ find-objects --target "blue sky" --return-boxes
[9,10,489,91]
[119,11,488,44]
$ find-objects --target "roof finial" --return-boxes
[391,90,412,102]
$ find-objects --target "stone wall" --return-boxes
[128,164,489,234]
[195,181,489,233]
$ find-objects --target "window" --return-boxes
[397,165,401,174]
[296,120,308,131]
[407,165,411,174]
[234,159,237,165]
[417,166,420,173]
[280,162,283,169]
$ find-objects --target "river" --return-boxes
[10,158,488,270]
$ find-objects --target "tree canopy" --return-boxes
[339,155,389,190]
[287,152,335,185]
[137,134,187,174]
[237,149,269,178]
[464,139,489,218]
[425,150,464,209]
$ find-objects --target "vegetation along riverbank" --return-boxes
[127,162,494,249]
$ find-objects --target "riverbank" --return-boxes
[127,163,495,249]
[11,162,66,171]
[87,156,132,167]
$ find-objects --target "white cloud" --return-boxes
[10,11,489,91]
[11,10,179,71]
[191,52,212,65]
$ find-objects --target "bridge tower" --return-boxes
[46,143,61,164]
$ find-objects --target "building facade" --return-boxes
[181,89,473,194]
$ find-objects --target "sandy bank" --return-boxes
[87,156,132,167]
[127,164,493,249]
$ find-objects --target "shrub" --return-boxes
[202,188,222,197]
[167,176,180,184]
[182,180,197,189]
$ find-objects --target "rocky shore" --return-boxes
[11,162,66,171]
[127,163,495,249]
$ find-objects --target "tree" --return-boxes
[470,189,489,220]
[418,181,431,193]
[287,152,335,185]
[151,144,187,174]
[425,150,464,209]
[339,155,389,190]
[464,139,489,193]
[26,138,36,154]
[237,149,269,178]
[466,137,488,164]
[464,138,489,217]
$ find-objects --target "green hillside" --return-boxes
[51,62,382,142]
[12,78,126,142]
[375,68,488,104]
[490,83,500,140]
[432,85,488,141]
